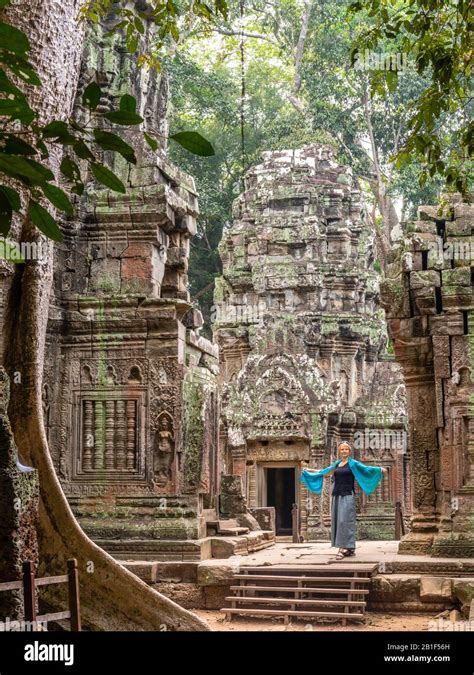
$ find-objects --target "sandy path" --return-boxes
[193,610,432,632]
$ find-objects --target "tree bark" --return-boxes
[362,88,399,270]
[1,0,209,631]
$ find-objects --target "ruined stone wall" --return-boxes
[381,197,474,557]
[42,22,220,561]
[214,145,409,541]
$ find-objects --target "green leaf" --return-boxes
[41,183,74,216]
[90,162,126,193]
[0,185,20,211]
[82,81,101,111]
[0,0,11,8]
[60,156,84,195]
[0,97,35,122]
[169,131,215,157]
[93,130,136,163]
[215,0,228,19]
[5,56,41,85]
[60,155,81,181]
[0,67,24,97]
[119,94,137,113]
[42,120,69,139]
[126,35,138,53]
[3,136,36,155]
[0,21,30,55]
[104,110,143,126]
[28,200,63,242]
[386,70,398,93]
[73,140,95,161]
[0,189,12,235]
[134,17,145,34]
[0,155,54,183]
[144,132,158,151]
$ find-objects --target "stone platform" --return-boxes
[110,529,275,562]
[121,541,474,615]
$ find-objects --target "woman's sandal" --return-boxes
[345,549,356,556]
[335,548,346,560]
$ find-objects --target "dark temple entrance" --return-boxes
[266,467,295,536]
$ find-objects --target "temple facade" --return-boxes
[42,24,221,562]
[214,146,409,541]
[381,197,474,557]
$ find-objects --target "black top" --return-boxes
[332,462,355,496]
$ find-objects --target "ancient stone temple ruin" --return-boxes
[382,198,474,557]
[42,24,220,562]
[214,146,409,541]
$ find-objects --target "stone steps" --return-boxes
[221,563,377,625]
[206,518,250,537]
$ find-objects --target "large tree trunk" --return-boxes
[1,0,209,631]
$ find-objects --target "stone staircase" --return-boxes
[203,509,250,537]
[221,563,378,625]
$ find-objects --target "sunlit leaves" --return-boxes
[0,1,223,244]
[349,0,473,198]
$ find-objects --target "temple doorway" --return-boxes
[265,467,295,536]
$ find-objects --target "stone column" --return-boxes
[382,198,474,557]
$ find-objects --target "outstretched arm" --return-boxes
[304,466,337,476]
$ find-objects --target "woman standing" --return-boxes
[301,442,387,560]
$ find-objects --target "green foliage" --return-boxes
[27,200,63,241]
[0,0,221,247]
[169,0,443,327]
[349,0,473,198]
[79,0,228,69]
[169,131,215,156]
[167,40,320,331]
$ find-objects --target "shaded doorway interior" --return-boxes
[266,467,295,536]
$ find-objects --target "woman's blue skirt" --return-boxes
[331,492,356,549]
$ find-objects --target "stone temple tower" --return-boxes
[214,145,409,541]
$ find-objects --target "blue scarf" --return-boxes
[300,456,383,496]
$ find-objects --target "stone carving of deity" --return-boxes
[153,415,175,482]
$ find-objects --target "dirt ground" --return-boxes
[193,609,432,632]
